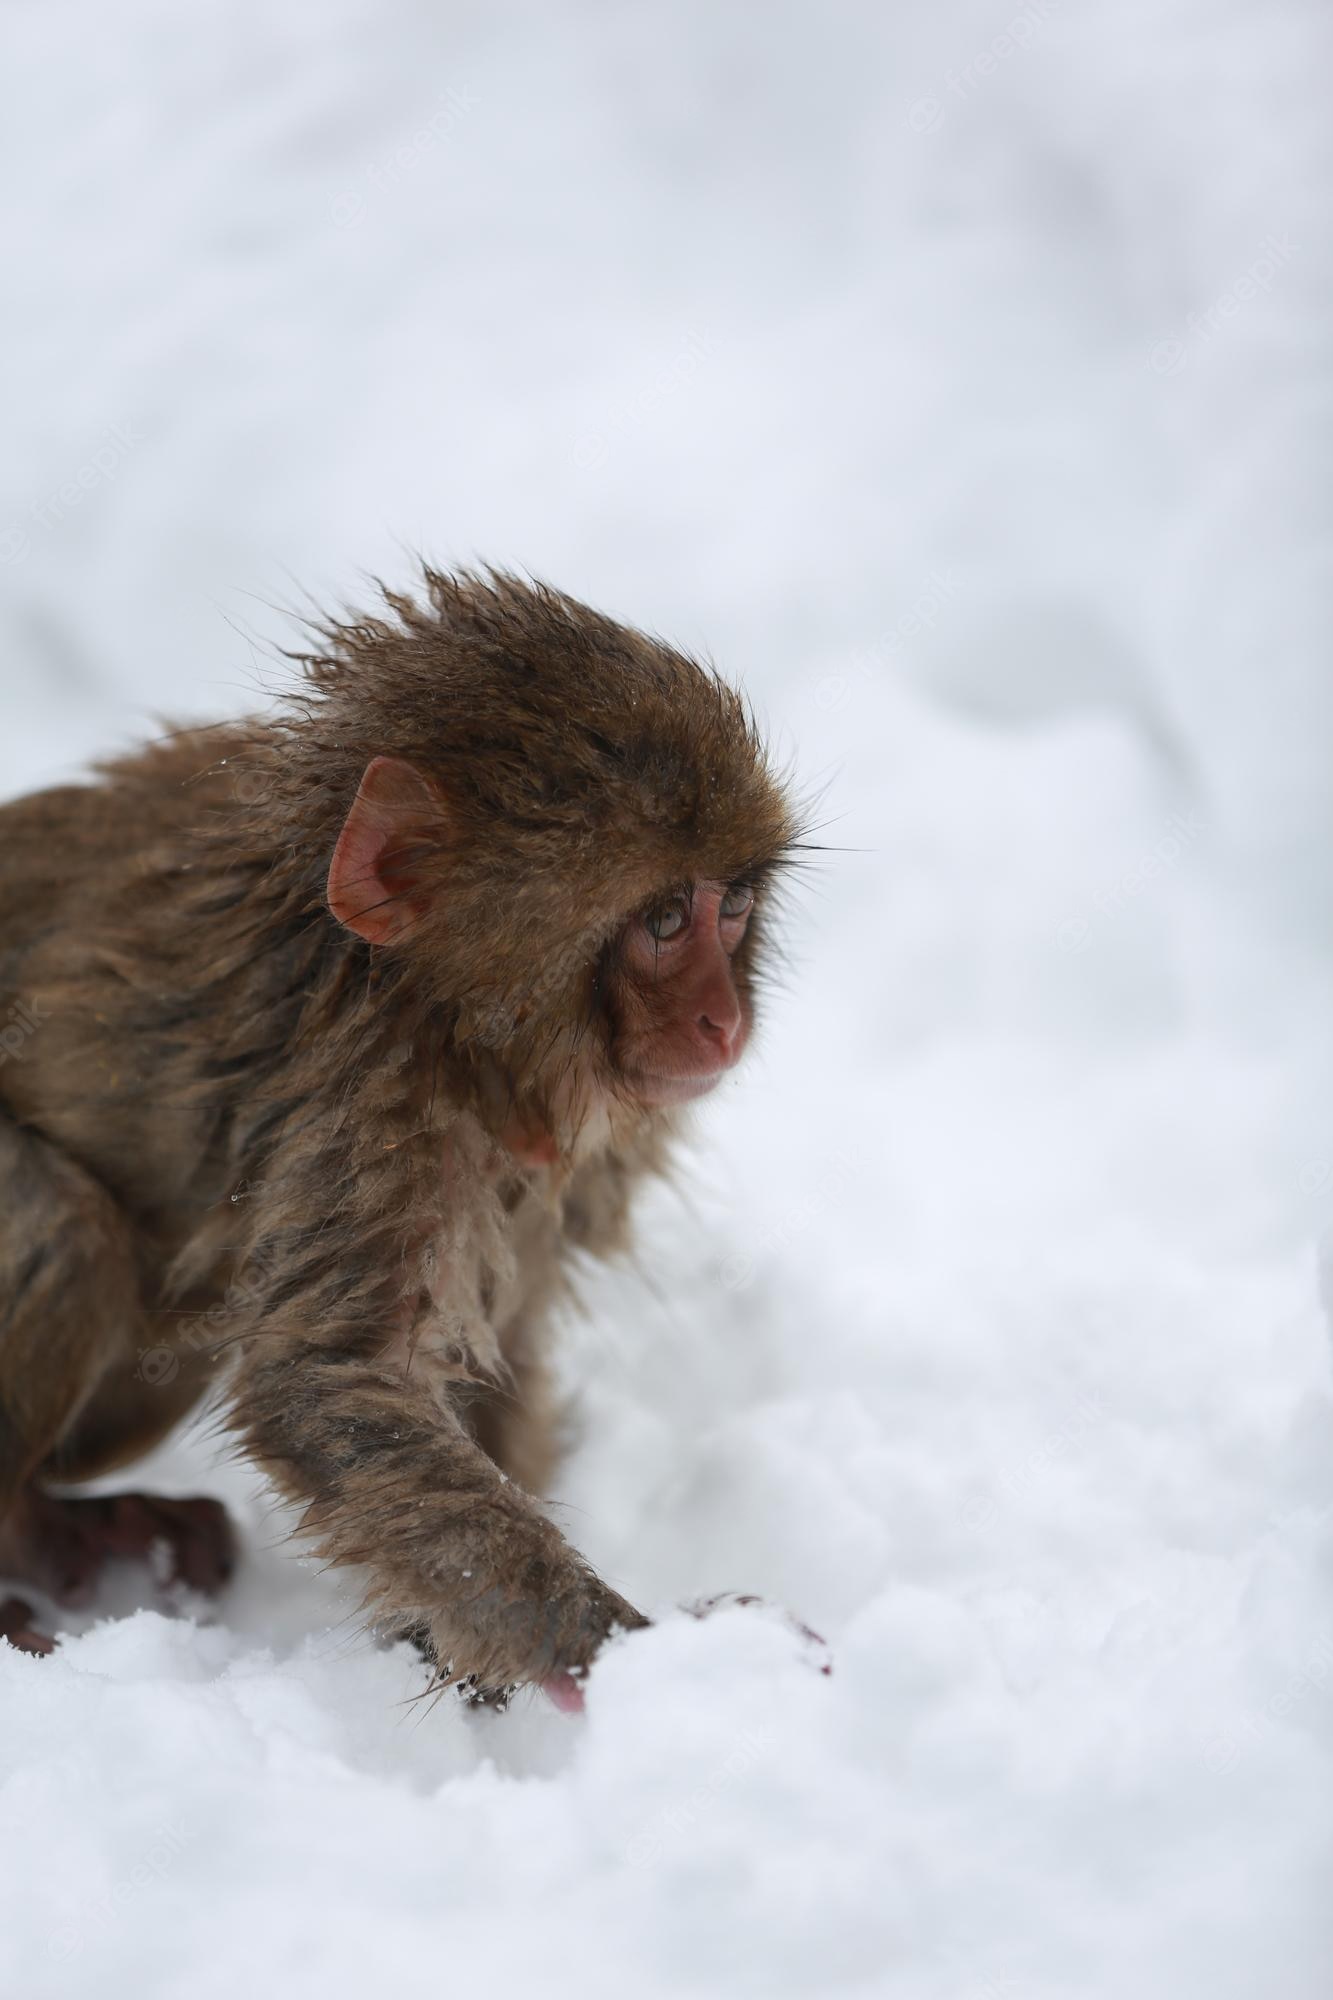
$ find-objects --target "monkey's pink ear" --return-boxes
[327,756,446,945]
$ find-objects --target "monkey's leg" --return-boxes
[0,1595,54,1655]
[0,1115,147,1513]
[236,1347,646,1698]
[0,1488,235,1606]
[0,1118,231,1635]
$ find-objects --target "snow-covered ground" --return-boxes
[3,3,1333,1995]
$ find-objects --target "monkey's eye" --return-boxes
[645,900,689,942]
[720,883,753,921]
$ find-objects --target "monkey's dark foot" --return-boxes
[7,1489,236,1605]
[0,1597,55,1656]
[454,1673,518,1711]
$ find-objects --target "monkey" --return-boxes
[0,568,800,1703]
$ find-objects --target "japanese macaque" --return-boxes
[0,569,799,1703]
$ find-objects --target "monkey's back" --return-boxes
[0,726,245,934]
[0,727,272,1234]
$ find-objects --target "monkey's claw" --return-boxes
[455,1673,518,1711]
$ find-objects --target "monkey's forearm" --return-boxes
[234,1351,645,1691]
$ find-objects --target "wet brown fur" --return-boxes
[0,569,797,1693]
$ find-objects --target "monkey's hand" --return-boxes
[422,1554,649,1707]
[235,1354,648,1699]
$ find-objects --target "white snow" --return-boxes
[3,3,1333,1996]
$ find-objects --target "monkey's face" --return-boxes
[604,879,755,1109]
[325,750,781,1147]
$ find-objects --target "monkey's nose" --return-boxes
[698,1007,742,1062]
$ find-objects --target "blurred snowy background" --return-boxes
[3,2,1333,1995]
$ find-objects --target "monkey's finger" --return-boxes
[542,1670,587,1714]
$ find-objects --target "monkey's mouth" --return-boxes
[624,1068,724,1107]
